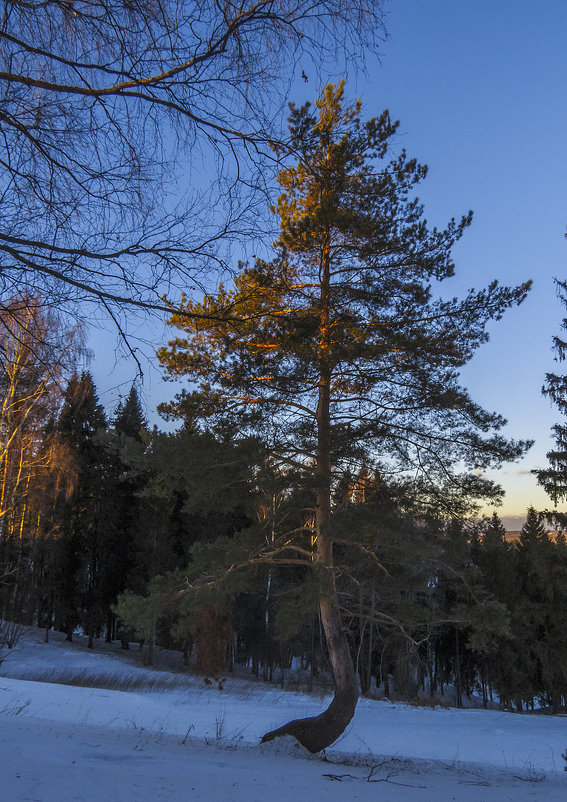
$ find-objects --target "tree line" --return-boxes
[1,313,567,720]
[2,78,567,753]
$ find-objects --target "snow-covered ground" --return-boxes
[0,627,566,801]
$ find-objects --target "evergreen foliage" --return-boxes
[3,367,567,713]
[98,386,149,640]
[537,279,567,504]
[113,386,148,442]
[52,373,108,645]
[5,92,567,729]
[159,83,531,504]
[157,83,532,748]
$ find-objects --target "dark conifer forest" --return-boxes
[2,292,567,719]
[3,0,567,772]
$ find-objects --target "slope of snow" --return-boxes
[0,627,566,801]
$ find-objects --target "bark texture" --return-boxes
[261,582,359,753]
[261,226,359,753]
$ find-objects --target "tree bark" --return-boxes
[261,228,359,753]
[363,582,375,696]
[260,579,358,752]
[455,629,462,708]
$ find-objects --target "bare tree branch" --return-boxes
[0,0,387,340]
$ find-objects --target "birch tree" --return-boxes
[0,296,79,618]
[0,0,386,332]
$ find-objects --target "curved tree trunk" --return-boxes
[261,228,359,753]
[261,577,358,752]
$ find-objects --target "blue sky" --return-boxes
[91,0,567,528]
[358,0,567,526]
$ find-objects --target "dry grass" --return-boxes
[0,620,23,652]
[8,667,200,693]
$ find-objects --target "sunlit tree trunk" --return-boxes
[262,234,358,752]
[159,82,531,753]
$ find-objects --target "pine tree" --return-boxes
[158,83,532,750]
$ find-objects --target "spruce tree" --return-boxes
[51,372,107,644]
[513,507,548,708]
[113,386,147,442]
[100,386,149,642]
[483,511,508,549]
[468,512,514,705]
[513,506,567,711]
[519,506,548,549]
[158,83,532,750]
[114,426,261,664]
[537,279,567,505]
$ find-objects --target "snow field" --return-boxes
[0,627,566,800]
